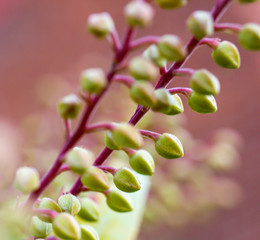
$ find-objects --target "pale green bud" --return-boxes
[190,69,220,95]
[30,216,52,238]
[53,213,81,240]
[65,147,94,174]
[104,131,121,150]
[158,34,187,62]
[188,92,217,114]
[212,41,240,69]
[80,68,107,94]
[187,11,214,40]
[106,190,133,212]
[155,133,184,159]
[237,0,259,3]
[14,167,40,194]
[125,1,154,27]
[239,23,260,51]
[143,44,167,67]
[129,150,155,176]
[128,56,158,81]
[58,94,81,119]
[81,225,99,240]
[58,194,81,216]
[81,166,109,192]
[78,198,100,222]
[156,0,187,9]
[88,12,114,38]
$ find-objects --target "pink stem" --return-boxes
[129,36,160,50]
[214,23,242,33]
[139,130,161,141]
[109,30,121,52]
[57,164,70,175]
[98,166,118,175]
[168,87,193,97]
[32,208,59,220]
[85,122,115,133]
[113,74,135,87]
[63,119,72,140]
[174,68,195,76]
[199,37,221,49]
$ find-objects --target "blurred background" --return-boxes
[0,0,260,240]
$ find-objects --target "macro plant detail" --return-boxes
[4,0,260,239]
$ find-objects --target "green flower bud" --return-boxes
[212,41,240,69]
[113,167,141,193]
[130,81,157,107]
[129,149,155,176]
[65,147,94,174]
[190,69,220,95]
[81,166,109,192]
[156,0,187,9]
[53,213,81,240]
[30,216,52,238]
[14,167,40,194]
[152,89,184,115]
[81,225,99,240]
[155,133,184,159]
[128,56,158,81]
[111,123,144,149]
[238,23,260,51]
[188,92,217,114]
[37,198,62,223]
[125,1,154,27]
[158,34,187,62]
[88,12,114,38]
[143,44,167,67]
[187,11,214,40]
[58,94,82,119]
[80,68,107,94]
[58,194,81,216]
[106,190,133,212]
[78,198,100,222]
[104,131,121,150]
[237,0,259,3]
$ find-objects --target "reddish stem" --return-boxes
[139,130,161,141]
[85,122,115,133]
[129,35,160,50]
[214,22,242,33]
[168,87,193,97]
[98,166,118,175]
[113,74,135,87]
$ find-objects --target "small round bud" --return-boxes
[81,225,99,240]
[81,166,109,192]
[158,34,187,62]
[156,0,187,9]
[104,131,121,150]
[155,133,184,159]
[106,190,133,212]
[129,150,155,176]
[30,216,52,238]
[237,0,259,3]
[212,41,240,69]
[80,68,107,94]
[65,147,94,174]
[238,23,260,51]
[58,194,81,216]
[78,198,100,222]
[58,94,81,119]
[190,69,220,95]
[88,12,114,38]
[128,56,158,81]
[187,11,214,40]
[113,167,141,193]
[125,1,154,27]
[130,81,157,107]
[143,44,167,67]
[14,167,40,194]
[53,213,81,240]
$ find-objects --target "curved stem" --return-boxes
[139,130,161,141]
[85,122,115,133]
[215,22,242,33]
[199,37,221,49]
[168,87,193,97]
[113,75,135,87]
[129,35,160,51]
[174,68,196,76]
[98,166,118,175]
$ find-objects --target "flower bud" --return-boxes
[237,0,259,3]
[155,133,184,159]
[58,194,81,216]
[88,12,114,38]
[65,147,94,174]
[113,167,141,193]
[158,34,187,62]
[188,92,217,114]
[238,23,260,51]
[104,131,121,150]
[81,225,99,240]
[129,149,155,176]
[111,123,144,149]
[80,68,107,94]
[130,81,157,107]
[106,190,133,212]
[58,94,81,119]
[81,166,109,192]
[128,56,158,81]
[78,198,100,222]
[53,213,81,240]
[156,0,187,9]
[143,44,167,67]
[187,11,214,40]
[125,1,154,27]
[190,69,220,95]
[212,41,240,69]
[14,167,40,194]
[30,216,52,238]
